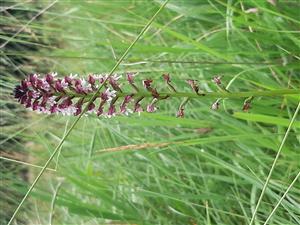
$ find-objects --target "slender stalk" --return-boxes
[59,88,299,99]
[263,171,300,225]
[249,101,300,225]
[6,1,169,224]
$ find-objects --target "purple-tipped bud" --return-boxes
[146,103,157,113]
[163,73,171,83]
[59,97,72,109]
[13,85,27,99]
[109,74,122,91]
[211,100,220,110]
[176,107,184,118]
[143,79,153,89]
[32,99,39,111]
[45,74,54,84]
[127,73,136,84]
[55,79,66,92]
[88,102,95,112]
[88,75,96,86]
[243,102,251,112]
[212,76,222,85]
[186,79,199,93]
[134,101,143,113]
[120,95,133,114]
[64,76,73,85]
[50,104,58,113]
[97,105,104,116]
[108,104,116,117]
[28,74,38,87]
[74,98,84,116]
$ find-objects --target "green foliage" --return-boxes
[1,0,299,225]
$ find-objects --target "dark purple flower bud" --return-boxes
[13,85,27,99]
[36,79,43,88]
[147,98,158,113]
[21,80,28,89]
[59,97,72,109]
[163,73,171,83]
[25,98,32,108]
[75,85,85,94]
[97,105,104,116]
[20,95,27,105]
[186,79,199,93]
[55,79,66,92]
[109,75,122,92]
[147,103,157,113]
[74,98,84,116]
[28,74,38,87]
[40,95,49,108]
[176,107,184,118]
[88,102,95,111]
[243,102,251,112]
[64,76,73,85]
[212,76,222,85]
[45,74,54,84]
[32,99,39,111]
[143,79,153,89]
[108,104,116,117]
[50,104,58,114]
[120,95,133,114]
[88,75,96,86]
[134,101,143,113]
[127,73,136,84]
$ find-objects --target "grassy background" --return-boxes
[1,0,300,224]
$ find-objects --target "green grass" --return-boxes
[1,0,300,225]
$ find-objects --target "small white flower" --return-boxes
[61,79,68,89]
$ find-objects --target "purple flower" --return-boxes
[146,98,158,113]
[176,107,184,118]
[45,73,56,84]
[143,79,153,89]
[88,74,96,86]
[97,105,104,116]
[59,97,73,109]
[107,104,116,117]
[109,74,122,91]
[28,74,38,87]
[163,73,170,83]
[186,79,199,93]
[134,102,143,113]
[88,102,95,112]
[120,95,133,114]
[55,79,67,92]
[212,76,222,85]
[127,73,136,84]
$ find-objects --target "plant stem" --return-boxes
[62,88,299,99]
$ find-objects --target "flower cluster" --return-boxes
[13,73,118,117]
[14,73,254,118]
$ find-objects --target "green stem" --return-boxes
[62,89,299,99]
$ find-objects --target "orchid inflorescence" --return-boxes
[14,72,252,118]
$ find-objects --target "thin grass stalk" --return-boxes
[249,101,300,225]
[6,1,170,224]
[263,171,300,225]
